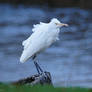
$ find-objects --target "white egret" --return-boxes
[20,18,68,74]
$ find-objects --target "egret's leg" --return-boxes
[34,61,40,74]
[35,60,43,73]
[33,55,43,74]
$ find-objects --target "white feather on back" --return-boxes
[32,22,46,32]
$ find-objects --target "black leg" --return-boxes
[33,55,43,74]
[34,61,40,74]
[35,61,43,73]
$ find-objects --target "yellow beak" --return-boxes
[57,23,68,27]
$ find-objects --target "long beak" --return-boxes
[57,23,68,27]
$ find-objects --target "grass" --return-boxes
[0,82,92,92]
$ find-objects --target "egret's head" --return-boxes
[50,18,68,28]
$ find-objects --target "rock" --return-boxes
[12,71,53,86]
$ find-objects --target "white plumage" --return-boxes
[20,18,68,63]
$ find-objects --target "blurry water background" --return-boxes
[0,4,92,87]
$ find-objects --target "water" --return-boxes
[0,4,92,87]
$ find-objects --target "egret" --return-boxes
[20,18,68,74]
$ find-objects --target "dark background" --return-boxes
[0,0,92,9]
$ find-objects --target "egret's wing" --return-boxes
[22,40,27,47]
[20,36,32,63]
[22,36,31,50]
[22,40,28,49]
[20,23,48,63]
[56,37,59,40]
